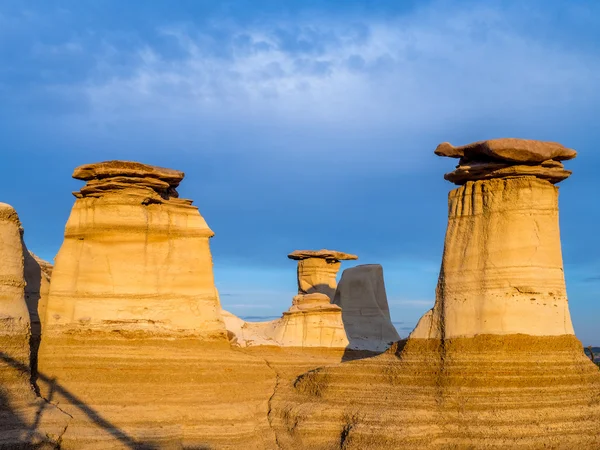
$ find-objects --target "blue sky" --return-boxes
[1,0,599,343]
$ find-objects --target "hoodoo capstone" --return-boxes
[436,138,576,185]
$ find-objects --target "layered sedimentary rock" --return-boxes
[23,250,52,369]
[435,138,576,185]
[223,294,349,348]
[0,203,69,447]
[222,251,353,348]
[332,264,400,351]
[36,162,277,448]
[288,249,357,299]
[271,139,600,449]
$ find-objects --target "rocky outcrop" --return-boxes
[288,249,357,299]
[436,138,575,184]
[222,251,354,348]
[40,160,225,338]
[271,139,600,449]
[0,203,69,448]
[332,264,400,351]
[36,161,278,448]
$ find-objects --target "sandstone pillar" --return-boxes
[287,249,358,299]
[412,138,576,338]
[36,161,276,448]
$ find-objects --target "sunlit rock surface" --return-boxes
[36,162,277,449]
[0,203,69,448]
[271,139,600,449]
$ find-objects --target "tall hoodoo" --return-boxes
[288,249,358,299]
[413,138,576,338]
[42,160,225,338]
[36,161,277,448]
[333,264,400,351]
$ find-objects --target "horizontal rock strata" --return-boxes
[436,138,576,185]
[0,203,69,448]
[270,138,600,448]
[37,161,277,447]
[223,294,349,349]
[271,335,600,449]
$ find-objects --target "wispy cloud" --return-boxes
[13,1,595,168]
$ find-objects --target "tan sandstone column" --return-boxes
[412,138,577,339]
[287,249,358,299]
[36,161,276,448]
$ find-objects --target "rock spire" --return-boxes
[288,249,357,299]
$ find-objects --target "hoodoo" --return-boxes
[271,139,600,449]
[288,249,358,299]
[36,161,277,449]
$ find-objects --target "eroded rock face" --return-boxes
[223,292,349,349]
[0,203,69,448]
[411,176,574,339]
[272,139,600,449]
[36,161,278,448]
[41,160,225,337]
[332,264,400,351]
[288,249,357,299]
[437,138,575,185]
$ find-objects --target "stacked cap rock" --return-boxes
[72,160,191,203]
[435,138,577,185]
[288,249,358,299]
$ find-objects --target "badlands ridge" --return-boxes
[0,138,599,449]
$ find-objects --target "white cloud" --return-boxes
[70,1,600,164]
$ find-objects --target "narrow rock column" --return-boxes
[287,249,358,299]
[0,203,30,368]
[413,138,577,338]
[0,203,69,448]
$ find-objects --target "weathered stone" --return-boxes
[412,177,574,338]
[36,161,281,448]
[444,160,572,185]
[272,139,600,448]
[332,264,400,351]
[0,203,70,448]
[435,138,577,163]
[222,294,349,348]
[73,160,184,185]
[287,249,358,261]
[288,249,358,299]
